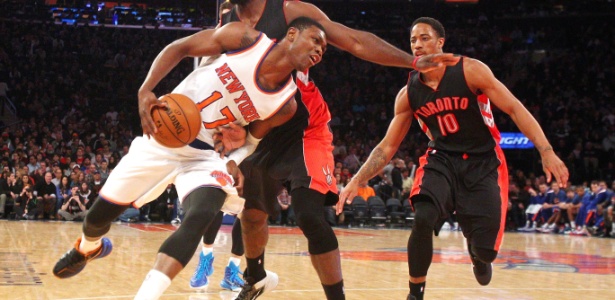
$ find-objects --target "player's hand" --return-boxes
[213,123,247,157]
[540,150,569,188]
[414,53,460,72]
[336,179,360,215]
[138,90,168,139]
[226,160,244,196]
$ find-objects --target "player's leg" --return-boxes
[220,217,245,291]
[235,152,283,299]
[457,151,507,286]
[53,137,176,279]
[135,187,226,299]
[236,207,278,299]
[406,152,452,300]
[292,187,344,300]
[407,196,441,300]
[189,211,223,290]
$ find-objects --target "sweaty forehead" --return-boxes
[410,23,436,38]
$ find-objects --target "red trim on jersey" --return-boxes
[226,32,265,56]
[409,151,429,208]
[494,145,508,252]
[480,94,502,143]
[297,78,337,194]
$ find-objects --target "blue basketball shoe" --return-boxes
[220,262,245,292]
[53,237,113,278]
[190,252,214,290]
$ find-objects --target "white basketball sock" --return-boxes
[78,234,101,254]
[229,257,241,267]
[202,245,213,256]
[134,269,171,300]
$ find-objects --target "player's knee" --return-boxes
[159,188,226,266]
[295,211,338,254]
[472,246,498,264]
[83,197,130,237]
[241,208,268,226]
[412,199,440,235]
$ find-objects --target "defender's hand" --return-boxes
[414,53,460,72]
[138,90,168,139]
[541,150,569,188]
[336,179,360,215]
[226,160,244,196]
[213,123,247,157]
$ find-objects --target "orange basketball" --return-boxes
[151,93,202,148]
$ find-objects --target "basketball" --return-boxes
[151,93,202,148]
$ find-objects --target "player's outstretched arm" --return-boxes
[138,23,261,137]
[285,2,458,71]
[464,58,569,187]
[336,87,413,214]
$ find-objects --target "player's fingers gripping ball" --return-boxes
[151,93,202,148]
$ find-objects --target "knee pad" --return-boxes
[292,188,338,255]
[411,199,440,238]
[471,245,498,264]
[159,188,225,267]
[83,197,131,237]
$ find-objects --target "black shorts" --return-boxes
[410,147,509,251]
[239,126,338,218]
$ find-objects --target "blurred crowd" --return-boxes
[0,1,614,236]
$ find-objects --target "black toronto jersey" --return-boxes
[222,0,310,159]
[407,57,500,154]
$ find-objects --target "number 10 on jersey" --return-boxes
[437,113,459,136]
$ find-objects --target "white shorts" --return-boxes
[99,137,244,215]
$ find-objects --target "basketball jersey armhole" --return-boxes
[226,32,265,56]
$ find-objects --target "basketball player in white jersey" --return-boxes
[52,17,327,299]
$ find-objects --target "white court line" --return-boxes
[55,287,615,299]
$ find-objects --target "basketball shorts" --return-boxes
[240,80,338,217]
[410,147,508,251]
[99,136,244,215]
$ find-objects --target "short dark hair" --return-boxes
[411,17,445,39]
[288,17,325,34]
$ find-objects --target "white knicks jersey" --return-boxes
[172,32,297,146]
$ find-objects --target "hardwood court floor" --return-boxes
[1,220,614,300]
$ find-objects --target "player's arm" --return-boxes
[224,98,297,193]
[337,86,413,214]
[137,22,261,138]
[226,98,297,165]
[464,58,569,187]
[284,1,458,71]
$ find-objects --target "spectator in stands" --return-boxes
[78,181,94,204]
[14,184,37,220]
[58,186,87,221]
[0,171,8,218]
[357,182,376,202]
[35,171,57,219]
[537,181,567,233]
[519,183,549,231]
[277,187,294,226]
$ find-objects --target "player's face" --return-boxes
[288,26,327,71]
[410,23,444,57]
